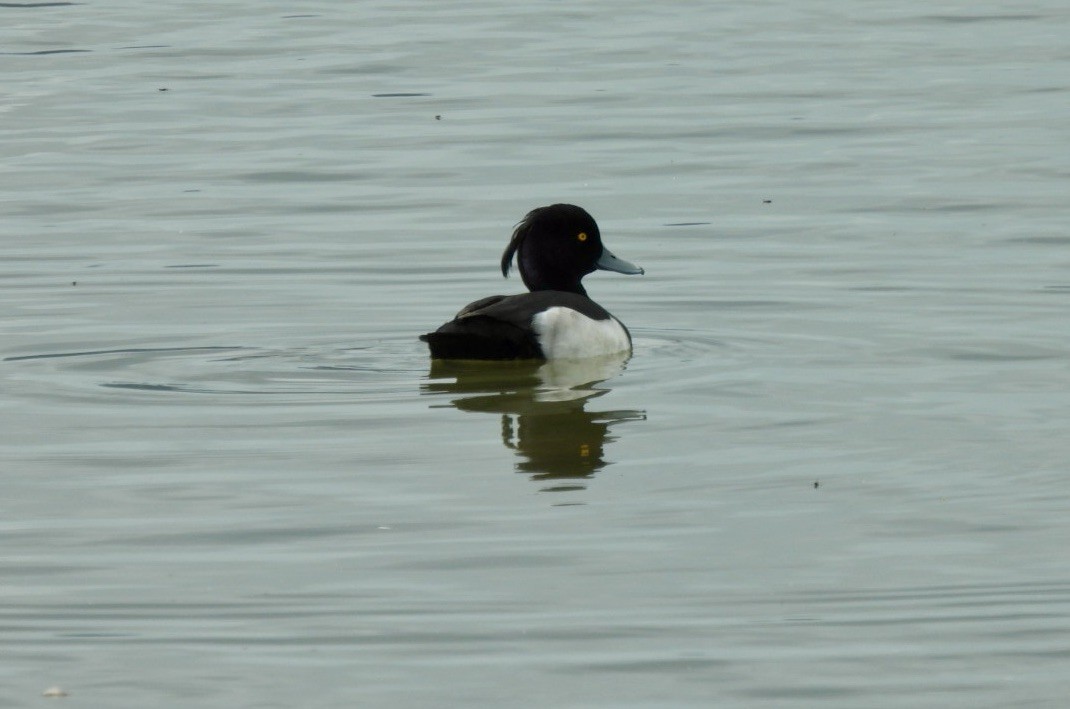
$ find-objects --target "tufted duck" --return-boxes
[420,204,643,360]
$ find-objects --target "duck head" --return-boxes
[500,204,643,297]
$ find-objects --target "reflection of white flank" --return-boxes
[534,351,629,402]
[531,307,631,360]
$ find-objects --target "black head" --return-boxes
[500,204,643,296]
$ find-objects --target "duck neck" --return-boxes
[521,270,587,297]
[519,249,589,296]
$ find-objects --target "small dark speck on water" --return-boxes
[435,114,442,120]
[763,199,772,204]
[158,87,169,92]
[71,281,77,286]
[813,480,820,488]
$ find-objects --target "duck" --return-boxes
[420,204,644,360]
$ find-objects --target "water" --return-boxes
[3,1,1070,706]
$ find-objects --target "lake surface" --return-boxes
[3,1,1070,706]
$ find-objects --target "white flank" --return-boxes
[531,307,631,360]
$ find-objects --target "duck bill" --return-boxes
[595,248,644,275]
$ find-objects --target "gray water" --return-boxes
[4,1,1070,706]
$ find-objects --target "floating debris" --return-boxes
[42,686,68,698]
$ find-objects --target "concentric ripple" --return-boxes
[4,337,432,402]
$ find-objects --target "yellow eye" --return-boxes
[577,232,588,242]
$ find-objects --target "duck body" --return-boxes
[420,204,643,361]
[422,290,630,360]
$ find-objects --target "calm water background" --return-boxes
[3,1,1070,706]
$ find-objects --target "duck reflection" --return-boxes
[422,353,645,487]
